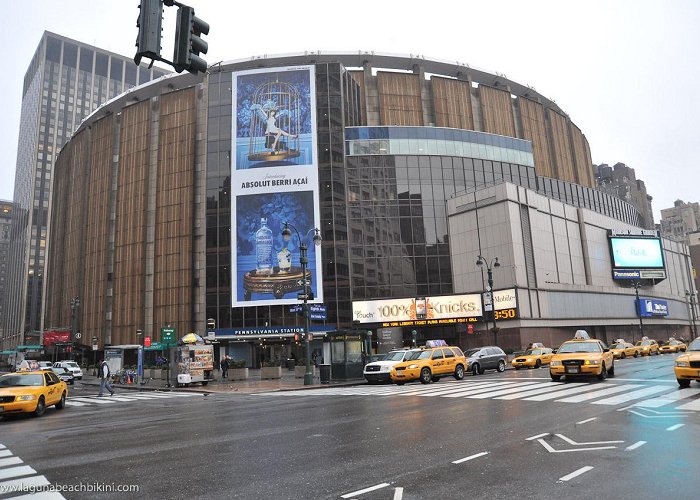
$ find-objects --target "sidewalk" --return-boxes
[79,368,365,395]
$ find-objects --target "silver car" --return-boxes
[465,346,507,375]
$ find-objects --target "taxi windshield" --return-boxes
[610,343,624,349]
[557,342,601,354]
[384,351,408,361]
[688,339,700,352]
[637,340,652,346]
[0,374,44,387]
[415,351,432,360]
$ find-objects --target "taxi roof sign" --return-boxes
[574,330,590,340]
[425,339,448,348]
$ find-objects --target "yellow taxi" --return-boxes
[674,338,700,387]
[0,370,68,417]
[511,347,553,369]
[608,340,639,359]
[549,330,614,381]
[635,337,660,356]
[390,344,467,385]
[659,339,687,354]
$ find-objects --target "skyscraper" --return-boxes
[1,32,169,350]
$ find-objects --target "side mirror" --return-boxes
[603,348,610,352]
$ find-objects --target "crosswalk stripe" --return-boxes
[442,382,525,398]
[591,386,673,405]
[495,384,569,400]
[0,475,50,491]
[0,450,13,458]
[635,388,700,408]
[0,457,23,467]
[64,400,90,406]
[522,383,601,401]
[467,382,561,399]
[0,465,36,481]
[68,397,115,404]
[674,397,700,411]
[556,384,642,403]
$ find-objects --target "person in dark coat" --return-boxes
[220,356,230,379]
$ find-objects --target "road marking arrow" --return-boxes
[626,441,646,451]
[537,439,618,453]
[554,434,624,446]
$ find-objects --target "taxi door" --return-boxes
[43,372,59,405]
[430,349,446,374]
[442,348,457,374]
[540,349,553,365]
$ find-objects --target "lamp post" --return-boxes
[69,296,80,361]
[686,290,698,339]
[366,330,373,362]
[631,281,644,341]
[136,328,143,385]
[476,255,500,344]
[411,329,417,347]
[282,221,322,385]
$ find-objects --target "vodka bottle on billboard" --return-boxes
[255,217,273,275]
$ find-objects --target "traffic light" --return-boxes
[173,6,209,74]
[134,0,163,67]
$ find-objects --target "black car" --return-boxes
[465,346,507,375]
[51,366,75,385]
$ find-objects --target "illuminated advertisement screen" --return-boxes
[352,294,483,326]
[609,237,664,269]
[231,65,321,307]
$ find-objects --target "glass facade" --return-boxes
[346,126,534,167]
[2,32,169,348]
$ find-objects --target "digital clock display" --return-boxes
[493,308,518,320]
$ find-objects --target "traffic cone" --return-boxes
[127,374,132,384]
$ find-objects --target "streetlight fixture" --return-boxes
[282,221,322,385]
[136,328,143,385]
[686,289,698,339]
[366,330,373,362]
[631,281,644,341]
[476,255,501,344]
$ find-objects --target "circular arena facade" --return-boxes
[45,52,696,367]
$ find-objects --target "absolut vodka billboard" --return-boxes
[231,65,321,307]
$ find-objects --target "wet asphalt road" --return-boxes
[1,353,699,499]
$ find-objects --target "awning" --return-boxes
[16,345,43,351]
[0,350,15,355]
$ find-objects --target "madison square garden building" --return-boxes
[44,53,698,367]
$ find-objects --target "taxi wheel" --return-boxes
[56,391,66,410]
[419,368,432,384]
[497,360,506,373]
[550,373,561,382]
[597,363,607,381]
[34,396,46,417]
[454,364,465,380]
[608,363,615,377]
[678,379,690,388]
[621,352,626,359]
[535,360,541,369]
[471,364,480,376]
[633,351,638,358]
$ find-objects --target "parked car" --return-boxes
[390,345,467,384]
[364,349,420,384]
[0,370,67,417]
[51,367,75,385]
[53,361,83,380]
[37,361,53,370]
[465,346,507,375]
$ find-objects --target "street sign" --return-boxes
[74,332,82,340]
[161,327,176,346]
[467,324,474,334]
[289,305,303,313]
[297,293,311,300]
[92,344,98,351]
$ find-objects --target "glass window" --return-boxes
[110,58,123,81]
[46,37,61,63]
[63,43,77,68]
[95,53,109,77]
[79,48,93,73]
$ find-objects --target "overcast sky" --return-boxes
[1,0,698,221]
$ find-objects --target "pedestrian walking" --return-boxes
[220,355,230,379]
[98,359,114,397]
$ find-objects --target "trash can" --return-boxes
[319,364,331,384]
[286,358,295,371]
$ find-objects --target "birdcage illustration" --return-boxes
[247,80,301,162]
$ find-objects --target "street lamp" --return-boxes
[136,328,143,384]
[476,255,500,344]
[282,221,322,385]
[366,330,373,362]
[686,290,698,339]
[69,296,80,361]
[411,329,417,347]
[631,281,644,341]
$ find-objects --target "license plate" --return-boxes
[566,367,580,374]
